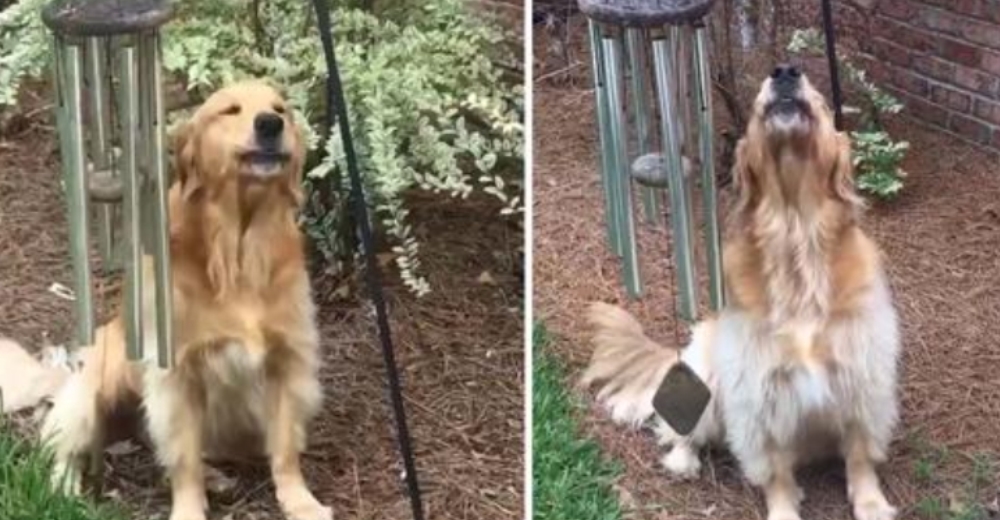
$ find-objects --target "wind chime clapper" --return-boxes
[42,0,176,368]
[579,0,724,322]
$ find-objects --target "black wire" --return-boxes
[820,0,844,130]
[308,2,425,519]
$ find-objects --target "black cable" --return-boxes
[820,0,844,130]
[308,2,425,519]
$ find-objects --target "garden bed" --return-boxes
[533,12,1000,520]
[0,110,523,519]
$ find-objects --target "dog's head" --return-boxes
[734,65,860,215]
[173,81,305,206]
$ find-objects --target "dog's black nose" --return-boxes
[771,64,801,81]
[254,112,284,141]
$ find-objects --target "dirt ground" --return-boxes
[0,102,523,520]
[533,13,1000,520]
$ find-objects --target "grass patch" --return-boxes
[532,322,623,520]
[0,423,124,520]
[909,435,996,520]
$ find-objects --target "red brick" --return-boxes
[913,55,957,83]
[879,0,918,19]
[917,0,984,17]
[982,51,1000,76]
[964,21,1000,51]
[891,88,950,127]
[917,5,964,36]
[873,37,913,67]
[953,66,1000,99]
[939,39,983,67]
[859,54,887,81]
[877,16,935,53]
[931,84,972,111]
[973,98,1000,125]
[949,113,992,144]
[981,1,1000,24]
[889,64,930,96]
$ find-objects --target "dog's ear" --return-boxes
[732,137,757,216]
[831,131,863,210]
[172,120,202,202]
[285,123,306,208]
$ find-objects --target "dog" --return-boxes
[42,81,332,520]
[583,65,900,520]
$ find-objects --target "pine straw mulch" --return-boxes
[0,114,523,518]
[532,16,1000,520]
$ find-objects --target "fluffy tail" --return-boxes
[581,302,679,427]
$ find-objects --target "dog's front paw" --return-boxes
[50,459,83,496]
[278,487,333,520]
[853,494,897,520]
[168,506,207,520]
[766,508,802,520]
[661,444,701,479]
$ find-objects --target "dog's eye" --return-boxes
[273,104,286,115]
[221,104,241,116]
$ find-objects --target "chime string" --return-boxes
[308,3,425,520]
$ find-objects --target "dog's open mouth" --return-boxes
[763,95,813,139]
[240,149,290,179]
[764,96,811,119]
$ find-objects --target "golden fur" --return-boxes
[42,82,331,520]
[584,72,900,520]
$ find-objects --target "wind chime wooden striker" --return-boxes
[42,0,176,367]
[578,0,724,322]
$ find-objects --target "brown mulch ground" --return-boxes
[0,110,523,520]
[533,13,1000,520]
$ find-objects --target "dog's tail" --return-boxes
[581,302,679,427]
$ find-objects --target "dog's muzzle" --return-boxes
[242,112,290,179]
[765,64,809,118]
[763,64,813,139]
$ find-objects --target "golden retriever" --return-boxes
[583,65,900,520]
[42,81,331,520]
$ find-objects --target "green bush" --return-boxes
[0,0,524,295]
[787,28,907,199]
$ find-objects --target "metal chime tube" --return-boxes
[141,32,174,368]
[53,39,96,346]
[119,42,144,361]
[652,34,697,320]
[693,24,724,311]
[85,38,117,270]
[673,26,701,310]
[588,21,621,255]
[602,35,641,297]
[625,28,659,223]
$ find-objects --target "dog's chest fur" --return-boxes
[139,255,317,457]
[712,206,898,472]
[724,208,877,345]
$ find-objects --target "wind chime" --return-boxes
[578,0,723,322]
[579,0,844,324]
[42,0,175,368]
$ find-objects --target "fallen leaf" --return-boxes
[477,271,497,285]
[205,465,238,494]
[377,252,395,267]
[48,282,76,301]
[699,504,718,517]
[333,284,351,299]
[106,440,140,457]
[613,482,637,510]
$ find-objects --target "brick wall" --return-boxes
[858,0,1000,150]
